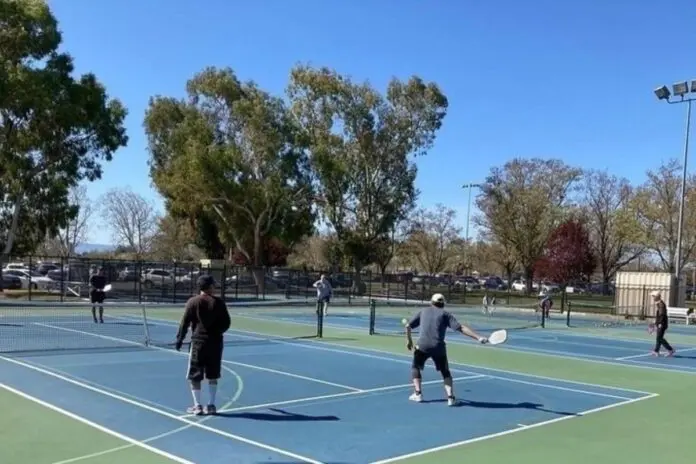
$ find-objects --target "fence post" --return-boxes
[566,301,572,327]
[28,255,33,301]
[137,260,143,304]
[221,263,227,301]
[369,298,376,335]
[59,255,65,303]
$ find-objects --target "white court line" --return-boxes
[0,382,193,464]
[0,355,322,464]
[229,313,696,376]
[179,374,487,417]
[219,330,637,400]
[35,322,361,393]
[370,392,660,463]
[49,357,245,464]
[50,366,244,464]
[137,314,658,396]
[615,346,696,361]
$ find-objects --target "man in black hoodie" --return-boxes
[175,275,231,416]
[650,290,675,357]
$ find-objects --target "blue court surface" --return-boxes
[237,307,696,375]
[0,313,660,464]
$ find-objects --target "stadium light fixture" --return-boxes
[673,81,690,97]
[654,79,696,305]
[654,85,671,100]
[461,183,483,245]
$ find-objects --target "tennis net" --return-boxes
[368,298,544,336]
[564,305,648,330]
[0,300,322,354]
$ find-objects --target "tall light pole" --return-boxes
[462,183,482,243]
[654,80,696,306]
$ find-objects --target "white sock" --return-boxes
[191,389,201,406]
[208,383,217,405]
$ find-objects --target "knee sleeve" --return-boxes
[411,367,421,379]
[440,368,452,380]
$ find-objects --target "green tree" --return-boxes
[475,158,581,291]
[144,67,314,288]
[631,159,696,273]
[0,0,127,260]
[288,65,448,293]
[582,170,643,286]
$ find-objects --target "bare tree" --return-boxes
[100,188,159,256]
[582,170,643,285]
[402,204,461,275]
[39,185,94,256]
[631,159,696,273]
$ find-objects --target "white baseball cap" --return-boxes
[650,290,661,298]
[430,293,446,304]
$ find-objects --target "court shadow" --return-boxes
[217,407,340,422]
[423,399,578,416]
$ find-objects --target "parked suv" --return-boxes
[140,269,187,290]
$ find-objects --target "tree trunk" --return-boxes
[252,229,265,294]
[524,265,535,294]
[2,199,22,257]
[352,262,367,296]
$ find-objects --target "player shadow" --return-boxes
[217,407,340,422]
[423,399,578,416]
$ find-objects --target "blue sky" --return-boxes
[48,0,696,245]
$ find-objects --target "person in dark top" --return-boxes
[89,267,107,323]
[175,275,231,416]
[651,290,675,357]
[405,293,488,407]
[539,294,553,319]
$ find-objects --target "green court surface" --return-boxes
[1,306,692,463]
[0,386,173,464]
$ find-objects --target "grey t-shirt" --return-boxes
[407,307,462,354]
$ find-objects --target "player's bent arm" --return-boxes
[405,325,414,345]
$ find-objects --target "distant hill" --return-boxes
[75,243,115,254]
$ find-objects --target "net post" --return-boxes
[540,304,546,328]
[316,299,324,338]
[141,304,152,346]
[369,298,376,335]
[566,302,572,327]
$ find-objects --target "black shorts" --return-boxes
[90,290,105,304]
[412,348,449,372]
[186,340,223,382]
[318,296,331,303]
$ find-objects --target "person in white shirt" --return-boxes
[313,274,332,316]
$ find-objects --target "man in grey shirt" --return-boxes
[406,293,488,406]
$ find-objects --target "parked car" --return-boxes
[36,263,59,275]
[1,273,23,290]
[140,269,187,290]
[3,269,54,290]
[483,276,508,290]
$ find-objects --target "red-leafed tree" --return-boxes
[536,219,596,285]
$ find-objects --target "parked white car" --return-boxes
[2,269,53,290]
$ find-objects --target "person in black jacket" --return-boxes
[651,290,675,357]
[89,268,107,323]
[175,275,231,416]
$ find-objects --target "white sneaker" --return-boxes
[409,392,423,402]
[447,397,458,407]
